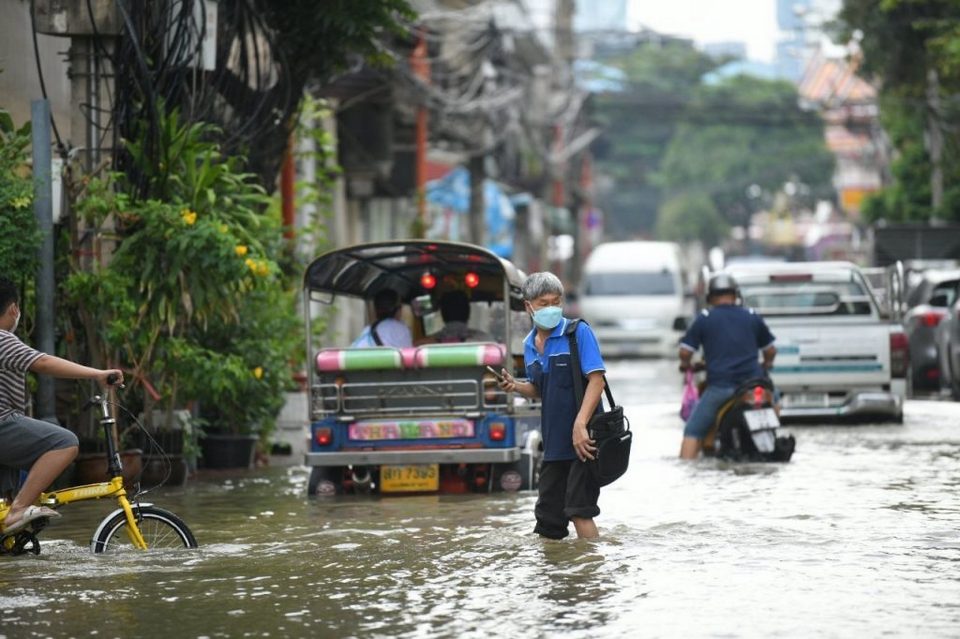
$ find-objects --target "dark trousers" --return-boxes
[533,459,600,539]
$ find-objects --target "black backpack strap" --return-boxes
[565,318,616,409]
[370,318,385,346]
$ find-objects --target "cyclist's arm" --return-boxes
[29,354,123,386]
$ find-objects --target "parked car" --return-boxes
[903,269,960,392]
[302,240,542,496]
[579,241,692,357]
[725,261,907,422]
[936,295,960,399]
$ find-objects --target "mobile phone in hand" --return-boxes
[486,366,505,382]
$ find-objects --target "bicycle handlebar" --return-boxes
[106,373,125,389]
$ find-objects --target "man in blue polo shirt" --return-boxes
[678,273,776,459]
[497,272,606,539]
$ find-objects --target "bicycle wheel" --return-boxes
[91,505,197,553]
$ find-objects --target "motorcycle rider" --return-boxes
[678,273,776,459]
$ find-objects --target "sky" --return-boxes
[627,0,779,62]
[625,0,841,64]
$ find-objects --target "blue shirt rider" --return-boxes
[496,272,606,540]
[678,273,776,460]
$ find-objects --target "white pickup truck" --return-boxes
[724,261,908,422]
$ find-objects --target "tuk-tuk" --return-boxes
[302,240,542,495]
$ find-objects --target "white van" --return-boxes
[578,241,690,357]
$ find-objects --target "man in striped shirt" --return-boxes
[0,278,123,535]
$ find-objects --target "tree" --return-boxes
[657,75,834,231]
[591,40,723,237]
[113,1,415,194]
[656,192,727,247]
[837,0,960,221]
[0,109,40,285]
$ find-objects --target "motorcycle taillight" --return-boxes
[753,386,764,408]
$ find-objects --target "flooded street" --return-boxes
[3,359,960,638]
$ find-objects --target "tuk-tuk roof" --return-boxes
[304,240,526,309]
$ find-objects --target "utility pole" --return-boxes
[926,69,944,217]
[552,0,576,282]
[31,99,58,424]
[410,31,431,237]
[468,58,499,249]
[468,155,486,247]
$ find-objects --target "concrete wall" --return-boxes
[0,0,72,137]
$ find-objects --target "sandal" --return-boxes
[1,505,60,536]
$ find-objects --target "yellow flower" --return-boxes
[253,366,264,380]
[235,245,248,257]
[10,195,31,209]
[256,261,270,277]
[245,257,257,272]
[180,209,197,225]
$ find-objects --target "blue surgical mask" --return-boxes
[531,306,563,330]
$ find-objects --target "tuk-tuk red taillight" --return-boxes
[489,422,506,441]
[315,427,333,446]
[465,272,480,288]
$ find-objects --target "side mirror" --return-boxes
[672,316,688,332]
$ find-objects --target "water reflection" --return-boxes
[1,362,960,637]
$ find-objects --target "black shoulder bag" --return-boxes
[565,319,632,487]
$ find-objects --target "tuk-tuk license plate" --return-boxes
[380,464,440,493]
[743,408,780,432]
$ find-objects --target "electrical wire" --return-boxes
[28,0,66,157]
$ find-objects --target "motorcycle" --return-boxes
[701,376,795,463]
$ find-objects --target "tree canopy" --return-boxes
[591,40,723,237]
[657,75,834,231]
[837,0,960,221]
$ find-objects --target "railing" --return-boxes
[311,377,539,419]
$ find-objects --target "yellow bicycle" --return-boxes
[0,379,197,555]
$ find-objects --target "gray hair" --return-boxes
[522,272,564,301]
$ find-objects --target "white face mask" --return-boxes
[7,305,19,333]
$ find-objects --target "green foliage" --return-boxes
[592,41,723,235]
[838,0,960,91]
[122,108,270,246]
[258,0,416,81]
[184,286,301,435]
[0,109,40,282]
[656,193,728,247]
[838,0,960,221]
[66,108,299,438]
[859,96,933,222]
[657,75,834,229]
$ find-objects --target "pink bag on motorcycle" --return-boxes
[680,370,699,421]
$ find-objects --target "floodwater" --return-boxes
[2,359,960,638]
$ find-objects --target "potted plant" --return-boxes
[62,106,296,471]
[189,286,301,468]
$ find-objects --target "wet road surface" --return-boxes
[2,359,959,637]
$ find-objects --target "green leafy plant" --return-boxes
[0,109,40,283]
[65,106,299,444]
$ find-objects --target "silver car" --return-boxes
[903,270,960,393]
[936,294,960,399]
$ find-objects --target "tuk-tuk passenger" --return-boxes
[351,290,412,348]
[421,290,493,344]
